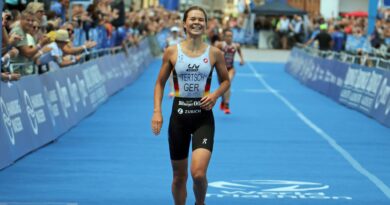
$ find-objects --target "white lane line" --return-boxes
[232,89,277,93]
[236,73,263,77]
[247,62,390,199]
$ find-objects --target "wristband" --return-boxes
[8,74,12,81]
[70,55,76,63]
[82,45,89,54]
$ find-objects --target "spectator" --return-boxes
[290,15,304,44]
[305,24,333,51]
[331,25,345,52]
[50,0,69,23]
[35,29,81,68]
[2,12,22,55]
[10,10,50,74]
[60,22,97,55]
[371,20,384,49]
[276,15,290,49]
[165,26,182,48]
[25,2,45,21]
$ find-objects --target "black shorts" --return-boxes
[168,97,215,160]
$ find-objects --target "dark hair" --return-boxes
[182,6,208,33]
[183,6,208,23]
[223,29,233,35]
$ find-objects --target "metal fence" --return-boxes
[295,43,390,70]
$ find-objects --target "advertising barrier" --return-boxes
[0,40,152,170]
[286,48,390,127]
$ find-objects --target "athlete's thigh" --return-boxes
[168,117,192,160]
[192,112,215,153]
[228,68,236,81]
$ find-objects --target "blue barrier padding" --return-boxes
[285,48,390,127]
[0,39,153,170]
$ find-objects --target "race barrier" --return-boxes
[285,47,390,128]
[0,40,153,170]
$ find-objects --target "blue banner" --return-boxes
[285,48,390,128]
[159,0,179,11]
[0,39,153,170]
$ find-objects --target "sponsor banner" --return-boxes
[15,75,56,150]
[1,79,38,159]
[285,48,390,127]
[304,57,331,95]
[370,70,390,123]
[40,71,74,135]
[60,64,95,125]
[117,53,134,87]
[97,55,119,96]
[327,60,348,101]
[0,81,34,168]
[81,60,108,110]
[0,41,153,170]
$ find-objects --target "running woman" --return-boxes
[215,29,245,114]
[152,6,230,205]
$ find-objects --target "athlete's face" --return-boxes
[184,10,206,36]
[224,31,233,44]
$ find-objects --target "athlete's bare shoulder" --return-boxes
[163,44,178,65]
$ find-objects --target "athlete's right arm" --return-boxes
[151,47,174,136]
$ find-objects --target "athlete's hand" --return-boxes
[200,93,217,110]
[240,60,245,65]
[152,111,163,135]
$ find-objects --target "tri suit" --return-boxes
[168,44,215,160]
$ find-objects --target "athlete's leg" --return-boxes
[171,159,188,205]
[222,68,236,113]
[191,148,211,205]
[191,113,214,205]
[168,102,192,205]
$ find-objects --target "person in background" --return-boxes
[305,24,333,51]
[215,29,244,114]
[10,10,51,75]
[331,25,345,52]
[34,29,82,68]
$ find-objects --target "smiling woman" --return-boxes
[151,5,231,205]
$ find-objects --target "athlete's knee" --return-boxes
[173,172,188,185]
[191,169,206,182]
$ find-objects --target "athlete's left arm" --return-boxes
[200,47,230,110]
[237,44,245,65]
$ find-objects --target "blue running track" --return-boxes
[0,59,389,205]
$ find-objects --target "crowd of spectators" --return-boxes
[1,0,184,82]
[268,7,390,60]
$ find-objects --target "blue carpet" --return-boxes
[0,60,389,205]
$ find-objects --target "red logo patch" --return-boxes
[203,58,209,63]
